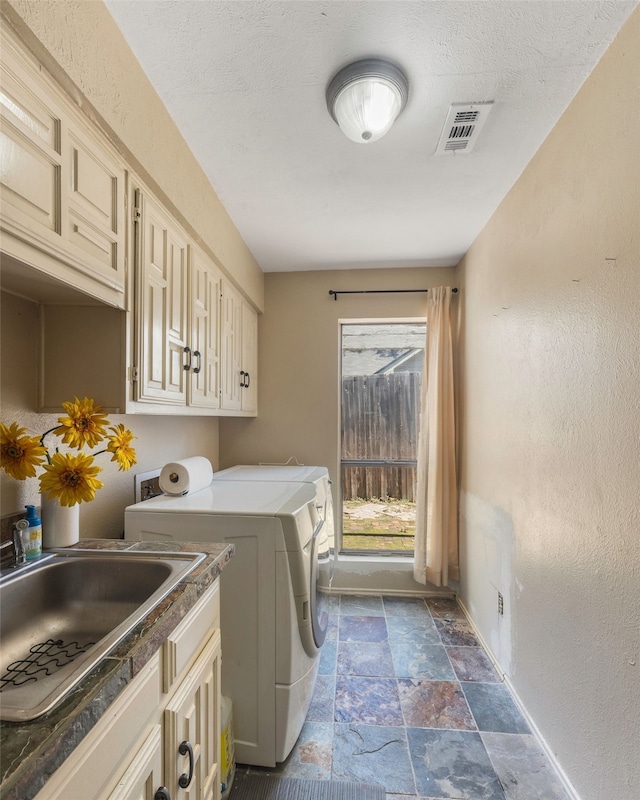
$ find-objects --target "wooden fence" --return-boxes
[341,373,421,501]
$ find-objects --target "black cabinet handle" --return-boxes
[193,350,201,374]
[178,740,194,788]
[183,346,192,372]
[155,788,172,800]
[240,370,246,387]
[245,371,250,388]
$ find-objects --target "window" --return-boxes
[340,321,425,555]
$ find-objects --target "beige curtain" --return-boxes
[413,286,459,587]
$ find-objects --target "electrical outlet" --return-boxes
[498,592,504,616]
[140,476,162,501]
[134,468,162,503]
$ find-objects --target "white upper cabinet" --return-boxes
[0,29,126,308]
[0,41,62,241]
[133,183,228,414]
[136,189,189,406]
[65,120,125,291]
[240,300,258,414]
[2,27,258,417]
[220,280,243,411]
[189,246,223,410]
[38,181,257,418]
[221,280,258,414]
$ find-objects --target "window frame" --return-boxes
[338,317,426,557]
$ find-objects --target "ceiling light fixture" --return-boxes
[326,59,409,144]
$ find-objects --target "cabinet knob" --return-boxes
[154,788,172,800]
[178,740,194,788]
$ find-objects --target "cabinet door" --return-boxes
[100,725,163,800]
[240,301,258,413]
[136,191,189,405]
[65,120,125,292]
[164,632,221,800]
[32,656,161,800]
[189,249,222,409]
[0,30,126,308]
[0,38,62,247]
[220,282,243,410]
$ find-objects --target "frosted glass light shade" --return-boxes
[327,59,408,144]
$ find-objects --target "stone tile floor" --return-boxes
[240,594,570,800]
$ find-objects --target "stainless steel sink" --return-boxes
[0,548,205,721]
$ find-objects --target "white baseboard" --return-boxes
[329,587,454,598]
[456,597,582,800]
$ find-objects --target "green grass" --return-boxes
[341,534,415,552]
[342,498,416,553]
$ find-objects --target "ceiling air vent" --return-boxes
[435,102,494,155]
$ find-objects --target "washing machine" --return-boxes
[124,479,330,767]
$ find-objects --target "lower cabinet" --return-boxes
[34,581,222,800]
[99,724,163,800]
[164,633,221,800]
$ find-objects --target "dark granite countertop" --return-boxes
[0,538,234,800]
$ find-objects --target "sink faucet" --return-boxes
[0,525,27,568]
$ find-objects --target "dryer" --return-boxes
[212,465,333,530]
[213,463,335,600]
[124,479,330,767]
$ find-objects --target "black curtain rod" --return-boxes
[328,288,458,301]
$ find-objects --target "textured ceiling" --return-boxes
[105,1,636,273]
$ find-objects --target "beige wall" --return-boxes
[219,266,456,593]
[2,0,264,311]
[0,292,220,538]
[455,8,640,799]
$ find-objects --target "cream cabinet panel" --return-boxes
[163,578,220,694]
[221,281,243,410]
[221,281,258,414]
[164,632,222,800]
[134,184,224,412]
[99,725,163,800]
[240,302,258,413]
[0,35,62,242]
[0,129,60,233]
[189,248,222,410]
[32,656,161,800]
[65,122,125,291]
[136,190,189,406]
[0,29,126,309]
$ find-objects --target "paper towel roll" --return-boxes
[159,456,213,496]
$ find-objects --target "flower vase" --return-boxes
[41,495,80,548]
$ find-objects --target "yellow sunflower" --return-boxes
[0,422,47,480]
[106,424,137,471]
[39,452,104,506]
[56,397,110,449]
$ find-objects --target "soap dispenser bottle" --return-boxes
[23,504,42,560]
